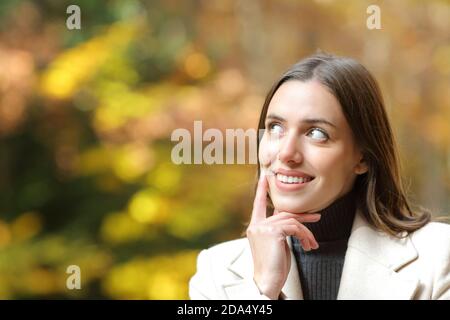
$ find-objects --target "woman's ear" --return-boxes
[354,155,368,175]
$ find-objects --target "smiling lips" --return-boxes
[276,174,312,184]
[269,168,315,190]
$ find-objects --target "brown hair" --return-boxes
[251,53,431,238]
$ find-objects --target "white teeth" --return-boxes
[276,174,312,184]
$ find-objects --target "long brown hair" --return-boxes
[253,53,431,238]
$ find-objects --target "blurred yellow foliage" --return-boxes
[112,144,155,182]
[10,211,42,242]
[424,113,450,150]
[78,144,154,182]
[128,190,170,224]
[147,162,182,193]
[40,21,141,99]
[0,220,12,248]
[93,82,156,130]
[23,268,59,295]
[167,205,227,240]
[184,51,211,79]
[78,147,112,176]
[0,234,113,298]
[102,250,198,299]
[432,45,450,75]
[100,211,153,244]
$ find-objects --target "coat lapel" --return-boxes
[337,210,420,299]
[225,209,420,300]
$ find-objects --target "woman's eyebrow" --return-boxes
[266,113,337,129]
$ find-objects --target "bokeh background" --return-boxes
[0,0,449,299]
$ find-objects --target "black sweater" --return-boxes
[290,188,357,300]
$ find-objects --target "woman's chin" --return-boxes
[273,202,310,214]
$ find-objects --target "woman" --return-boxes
[189,53,450,300]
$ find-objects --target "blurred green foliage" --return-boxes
[0,0,448,299]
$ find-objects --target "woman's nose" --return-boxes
[277,132,303,164]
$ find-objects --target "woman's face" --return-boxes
[259,80,367,214]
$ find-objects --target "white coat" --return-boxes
[189,210,450,299]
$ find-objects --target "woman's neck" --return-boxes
[302,188,357,242]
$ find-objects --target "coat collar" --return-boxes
[336,209,420,299]
[225,209,420,299]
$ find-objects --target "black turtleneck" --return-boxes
[290,187,357,300]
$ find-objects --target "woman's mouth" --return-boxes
[276,173,313,184]
[271,172,316,192]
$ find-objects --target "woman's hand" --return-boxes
[246,172,321,299]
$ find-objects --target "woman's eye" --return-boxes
[308,128,329,141]
[267,122,283,136]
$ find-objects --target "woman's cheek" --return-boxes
[259,134,282,168]
[258,148,271,168]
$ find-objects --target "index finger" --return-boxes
[251,171,268,223]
